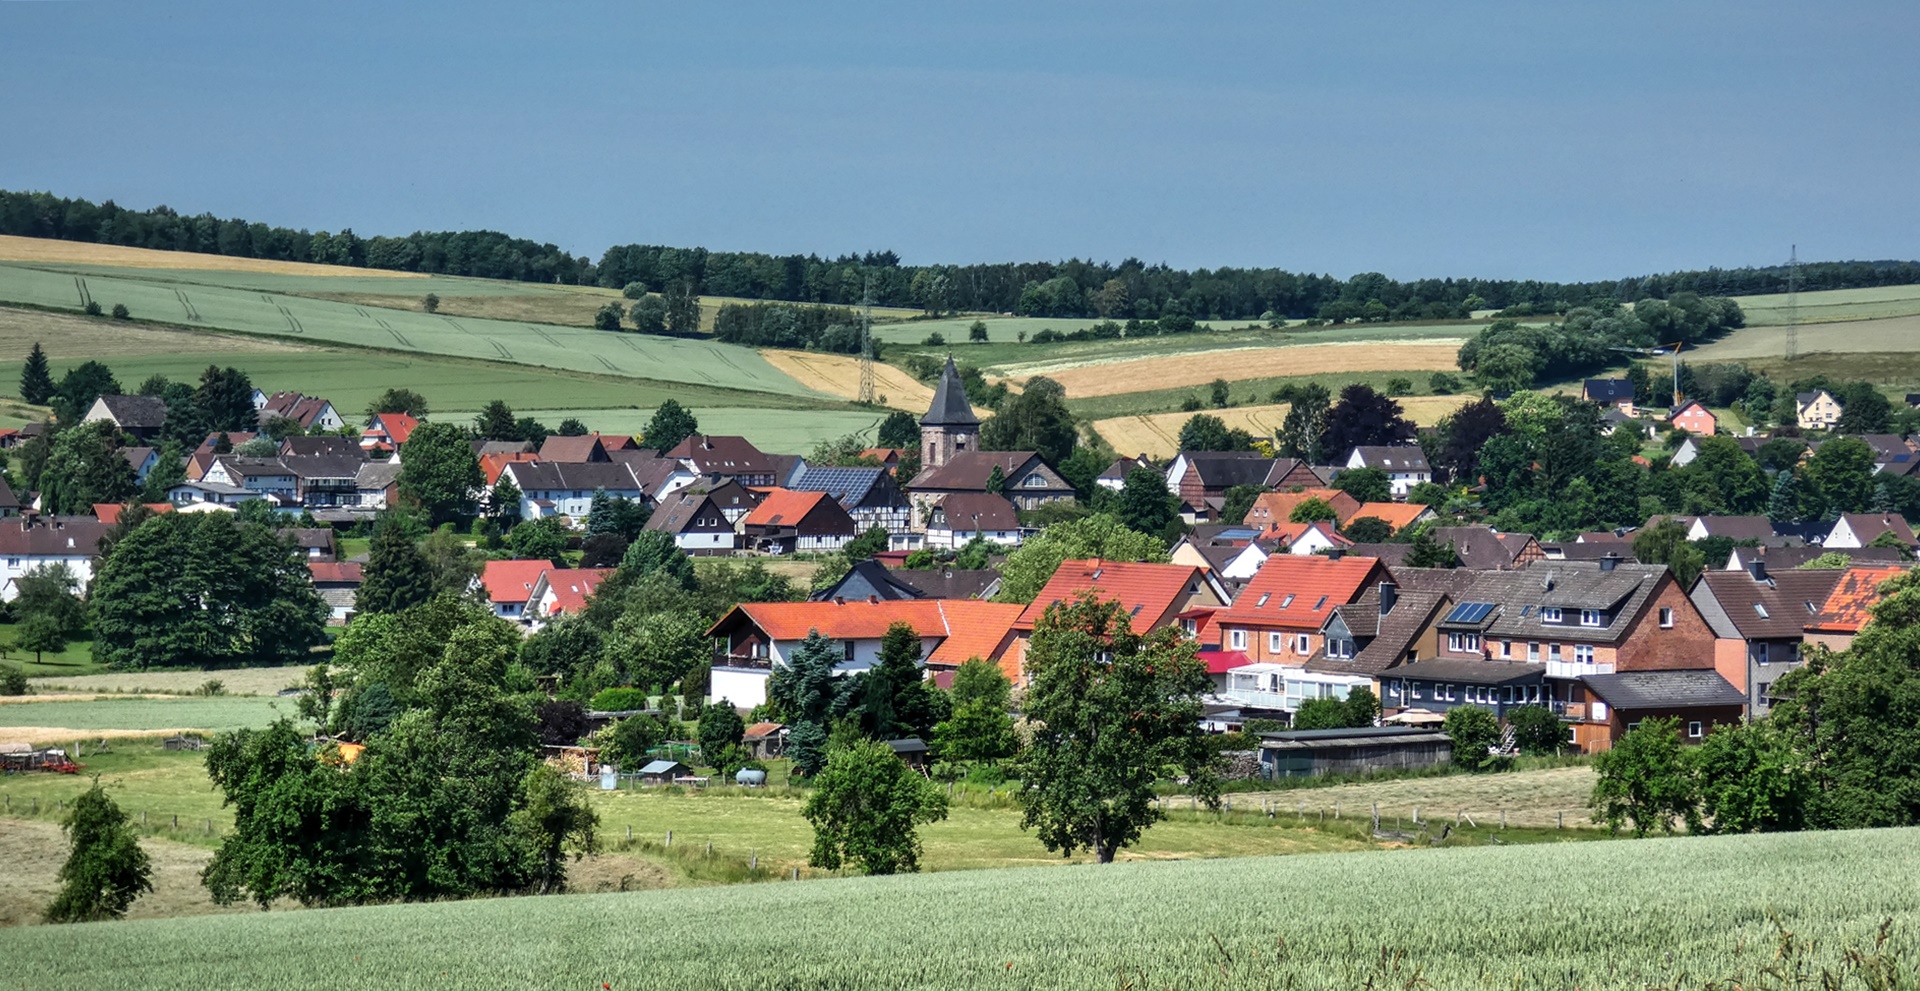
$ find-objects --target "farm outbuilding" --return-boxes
[885,737,930,768]
[1257,726,1452,779]
[637,759,691,784]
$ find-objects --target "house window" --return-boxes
[1752,642,1770,665]
[1688,721,1704,739]
[1501,641,1513,658]
[1295,634,1310,655]
[1579,610,1602,627]
[1024,475,1044,487]
[1410,683,1423,700]
[1268,632,1283,653]
[1574,644,1594,665]
[1659,607,1675,629]
[1183,619,1197,637]
[1445,684,1458,702]
[1447,633,1480,653]
[1527,642,1540,661]
[1548,643,1563,661]
[1528,685,1542,703]
[1229,629,1246,650]
[1386,680,1399,697]
[1501,686,1513,703]
[843,641,855,662]
[1541,607,1562,623]
[1326,638,1354,659]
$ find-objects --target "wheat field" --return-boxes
[0,235,422,278]
[1092,395,1472,458]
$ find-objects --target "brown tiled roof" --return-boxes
[929,492,1020,531]
[1306,585,1448,677]
[537,434,608,463]
[1430,527,1535,571]
[908,451,1056,492]
[1350,503,1430,531]
[1692,569,1843,640]
[1013,560,1207,634]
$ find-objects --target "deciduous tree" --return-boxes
[1015,594,1215,863]
[642,400,699,452]
[44,780,151,923]
[994,514,1167,604]
[803,738,949,875]
[1589,717,1700,836]
[398,421,483,526]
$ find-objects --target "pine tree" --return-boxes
[1767,471,1798,524]
[355,517,435,615]
[20,342,53,406]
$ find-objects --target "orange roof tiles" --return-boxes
[1350,502,1430,531]
[1243,489,1359,529]
[925,599,1026,671]
[709,599,1024,677]
[307,562,364,584]
[742,489,832,527]
[1013,559,1207,634]
[1806,564,1910,634]
[482,559,554,605]
[480,451,539,485]
[1218,555,1384,630]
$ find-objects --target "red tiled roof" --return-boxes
[1013,559,1206,634]
[926,599,1026,670]
[307,561,364,584]
[93,503,173,524]
[538,568,615,616]
[1178,606,1222,648]
[367,413,419,447]
[1350,502,1430,531]
[742,489,832,527]
[1806,564,1909,634]
[482,559,553,605]
[743,721,783,740]
[1218,555,1383,630]
[1264,521,1351,549]
[1197,649,1252,675]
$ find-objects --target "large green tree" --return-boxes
[642,399,699,452]
[50,360,120,425]
[803,738,949,875]
[1115,466,1179,539]
[1589,717,1700,837]
[91,513,327,670]
[994,513,1168,604]
[766,631,850,777]
[1015,594,1216,863]
[194,365,255,432]
[398,421,483,526]
[1692,720,1809,834]
[862,622,946,740]
[44,780,152,923]
[979,377,1077,466]
[38,419,138,514]
[931,657,1017,764]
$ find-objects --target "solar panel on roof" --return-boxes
[1445,602,1496,624]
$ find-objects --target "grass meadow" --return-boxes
[1731,283,1920,326]
[26,665,310,697]
[0,696,296,745]
[1,824,1914,989]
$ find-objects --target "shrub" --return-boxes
[83,301,102,317]
[0,663,27,695]
[923,332,946,346]
[589,687,651,712]
[1507,705,1566,756]
[110,303,130,320]
[1443,706,1508,772]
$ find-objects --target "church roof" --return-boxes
[921,356,979,428]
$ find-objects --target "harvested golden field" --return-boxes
[0,235,421,277]
[27,665,310,697]
[0,819,247,927]
[0,305,306,359]
[1092,395,1471,458]
[1240,764,1600,830]
[759,349,938,411]
[1019,341,1465,398]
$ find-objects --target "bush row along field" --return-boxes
[2,825,1915,990]
[0,263,815,397]
[1091,395,1474,458]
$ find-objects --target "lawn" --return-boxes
[0,626,100,677]
[2,825,1914,989]
[26,665,311,697]
[0,263,818,398]
[0,696,297,745]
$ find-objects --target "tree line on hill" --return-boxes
[8,188,1920,322]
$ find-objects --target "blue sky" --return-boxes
[2,2,1914,281]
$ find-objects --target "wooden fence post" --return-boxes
[666,830,672,847]
[750,850,757,870]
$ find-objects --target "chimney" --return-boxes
[1378,582,1398,616]
[1749,560,1767,582]
[1326,548,1345,561]
[1599,554,1619,572]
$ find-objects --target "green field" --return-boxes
[888,318,1480,375]
[1731,283,1920,326]
[1,826,1913,989]
[0,263,815,397]
[0,696,297,742]
[26,665,310,697]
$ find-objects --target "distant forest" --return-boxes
[5,188,1920,322]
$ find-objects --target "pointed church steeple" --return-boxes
[919,355,979,469]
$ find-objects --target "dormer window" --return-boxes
[1579,610,1602,627]
[1541,607,1562,623]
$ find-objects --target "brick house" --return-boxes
[1690,561,1842,716]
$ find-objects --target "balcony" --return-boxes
[1545,660,1614,679]
[1550,701,1589,721]
[712,651,773,671]
[1219,688,1294,711]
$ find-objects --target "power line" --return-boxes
[857,273,876,406]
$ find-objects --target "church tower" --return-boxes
[920,356,979,469]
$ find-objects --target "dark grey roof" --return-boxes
[1307,586,1447,676]
[1347,446,1428,471]
[0,517,111,557]
[279,454,369,481]
[1258,725,1450,745]
[928,492,1020,531]
[643,492,722,533]
[885,737,929,754]
[504,462,645,492]
[1185,452,1275,489]
[1691,568,1841,640]
[1342,542,1413,566]
[1581,670,1746,710]
[355,462,402,489]
[94,394,168,429]
[891,568,1001,600]
[1419,560,1671,644]
[1725,544,1907,571]
[1584,378,1636,402]
[281,436,362,458]
[921,356,979,427]
[1391,657,1546,685]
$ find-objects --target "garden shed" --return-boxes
[885,737,930,768]
[637,759,691,784]
[1257,726,1452,779]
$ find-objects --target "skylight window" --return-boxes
[1754,603,1770,619]
[1280,594,1295,608]
[1313,596,1328,610]
[1257,592,1270,607]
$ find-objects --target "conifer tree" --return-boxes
[356,517,435,615]
[20,342,53,406]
